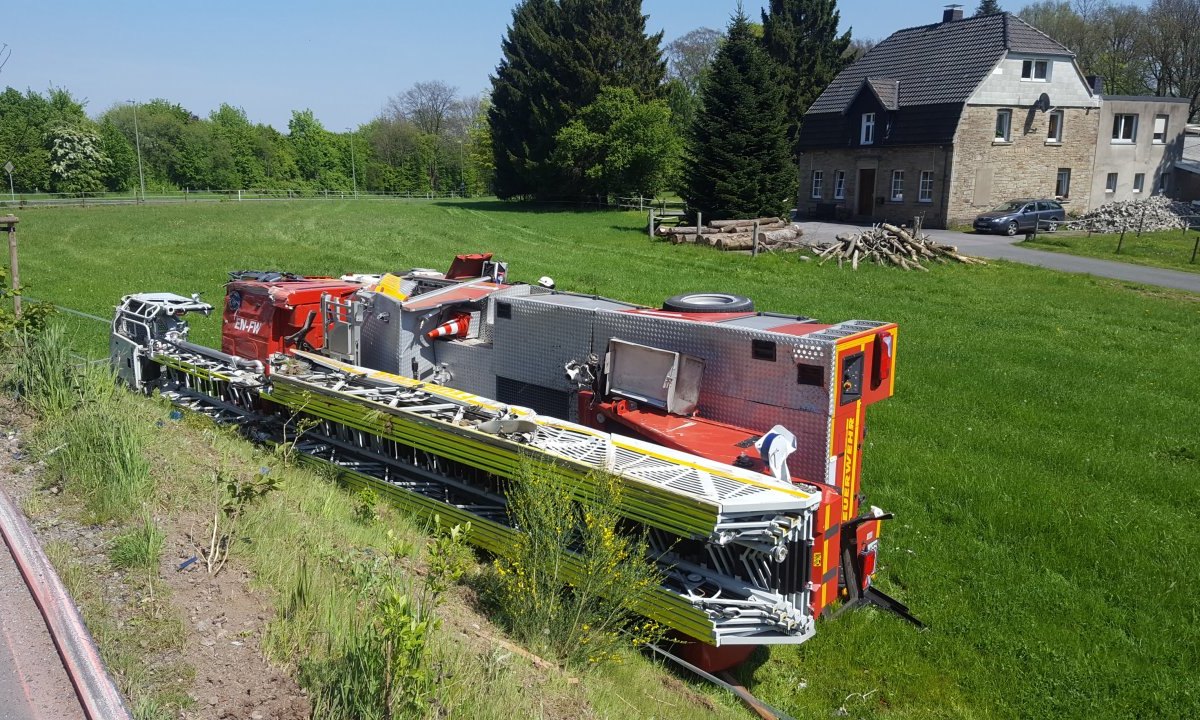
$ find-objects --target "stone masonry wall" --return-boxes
[947,104,1099,225]
[799,146,954,228]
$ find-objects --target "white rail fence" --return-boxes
[0,188,472,209]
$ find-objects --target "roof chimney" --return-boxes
[943,4,964,22]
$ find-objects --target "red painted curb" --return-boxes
[0,486,132,720]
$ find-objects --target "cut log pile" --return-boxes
[810,223,986,270]
[655,216,804,251]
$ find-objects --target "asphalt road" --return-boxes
[0,543,86,720]
[795,221,1200,294]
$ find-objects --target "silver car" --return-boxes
[973,199,1065,236]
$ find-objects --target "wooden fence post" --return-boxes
[1,215,19,319]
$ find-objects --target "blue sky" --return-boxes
[3,1,1054,131]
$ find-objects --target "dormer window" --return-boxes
[861,113,875,145]
[1021,59,1049,81]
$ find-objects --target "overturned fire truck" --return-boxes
[110,253,916,671]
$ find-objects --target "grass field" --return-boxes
[14,199,1200,719]
[1023,228,1200,273]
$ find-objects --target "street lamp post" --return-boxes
[347,128,358,199]
[128,100,146,203]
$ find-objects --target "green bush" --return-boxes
[491,460,664,667]
[304,588,438,720]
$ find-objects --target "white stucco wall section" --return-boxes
[966,53,1099,108]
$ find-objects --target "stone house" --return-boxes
[797,8,1187,227]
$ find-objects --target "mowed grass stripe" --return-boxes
[14,199,1200,718]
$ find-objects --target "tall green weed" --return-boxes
[30,345,154,522]
[9,321,77,416]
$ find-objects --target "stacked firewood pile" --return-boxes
[655,216,804,251]
[811,223,986,270]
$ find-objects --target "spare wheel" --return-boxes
[662,292,754,313]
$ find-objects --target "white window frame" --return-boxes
[890,170,904,202]
[1133,173,1145,193]
[1105,172,1118,193]
[995,109,1012,142]
[1152,114,1168,144]
[1021,59,1049,81]
[861,113,875,145]
[834,170,846,200]
[1047,110,1064,143]
[1112,114,1138,143]
[1056,168,1071,199]
[811,170,824,199]
[919,171,934,203]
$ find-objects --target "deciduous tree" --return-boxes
[1144,0,1200,120]
[47,124,109,195]
[552,86,678,200]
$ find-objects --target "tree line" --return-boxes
[488,0,850,219]
[0,81,492,196]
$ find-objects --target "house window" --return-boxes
[890,170,904,201]
[1021,59,1049,80]
[811,170,824,199]
[1157,173,1170,194]
[1047,110,1064,143]
[1105,173,1118,193]
[1153,115,1168,144]
[1056,168,1071,198]
[995,109,1012,142]
[919,171,934,203]
[861,113,875,145]
[834,170,846,200]
[1112,114,1138,143]
[1133,173,1145,193]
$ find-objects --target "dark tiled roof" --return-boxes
[807,13,1073,115]
[864,78,899,111]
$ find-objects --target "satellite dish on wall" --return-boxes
[1035,93,1052,112]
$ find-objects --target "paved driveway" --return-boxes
[794,221,1200,294]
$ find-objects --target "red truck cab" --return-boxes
[222,273,361,366]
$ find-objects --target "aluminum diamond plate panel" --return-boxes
[359,292,402,373]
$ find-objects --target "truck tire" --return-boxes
[662,292,754,313]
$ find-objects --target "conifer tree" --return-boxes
[976,0,1002,15]
[761,0,852,161]
[558,0,666,105]
[682,10,794,220]
[489,0,666,199]
[489,0,568,199]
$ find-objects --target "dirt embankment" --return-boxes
[0,405,307,720]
